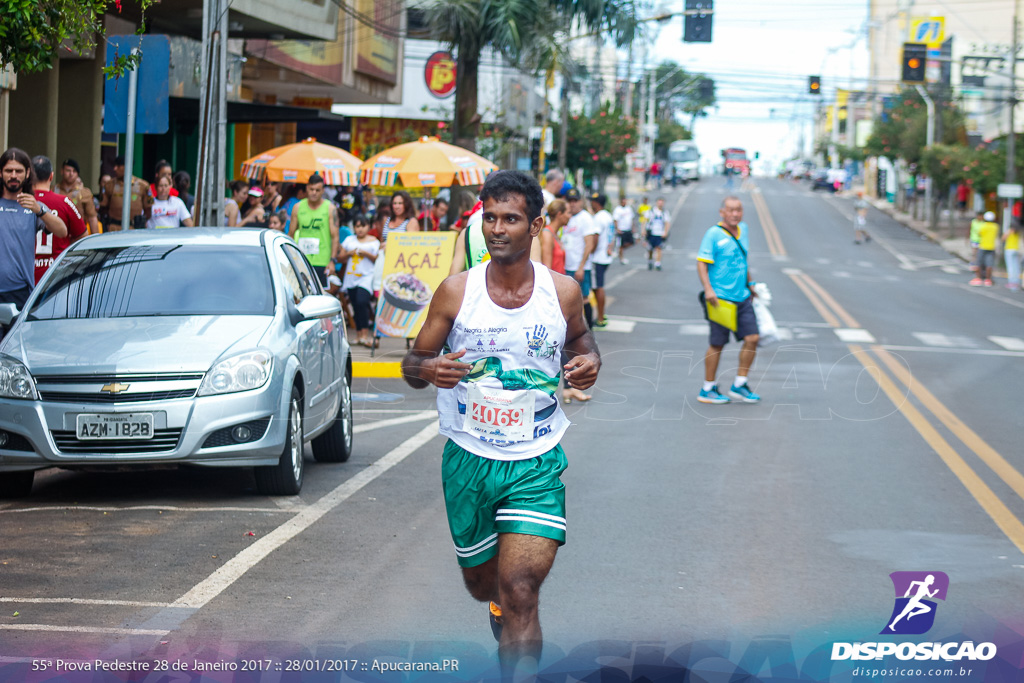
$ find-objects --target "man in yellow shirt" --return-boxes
[970,211,998,287]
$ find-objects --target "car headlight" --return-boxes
[198,350,273,397]
[0,356,38,400]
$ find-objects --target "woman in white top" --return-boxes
[380,190,421,245]
[223,180,249,227]
[147,176,193,228]
[337,215,380,346]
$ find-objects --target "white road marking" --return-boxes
[835,328,877,343]
[912,333,978,348]
[957,283,1024,310]
[0,597,171,607]
[600,319,636,333]
[615,315,702,325]
[989,336,1024,351]
[0,415,437,517]
[603,267,641,291]
[679,324,709,336]
[352,410,435,434]
[0,624,169,636]
[942,265,961,274]
[170,422,439,610]
[356,409,435,414]
[0,505,286,515]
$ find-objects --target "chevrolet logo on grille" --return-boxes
[101,383,130,394]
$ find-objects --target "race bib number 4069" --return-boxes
[464,383,535,441]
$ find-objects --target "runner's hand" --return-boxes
[424,348,472,389]
[704,288,719,308]
[564,354,598,390]
[573,270,584,283]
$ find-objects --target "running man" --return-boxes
[646,196,670,271]
[888,574,939,631]
[402,170,600,676]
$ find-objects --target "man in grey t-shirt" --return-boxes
[1,148,68,308]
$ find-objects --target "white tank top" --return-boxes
[437,261,570,461]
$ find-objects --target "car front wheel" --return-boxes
[312,367,353,463]
[254,387,304,495]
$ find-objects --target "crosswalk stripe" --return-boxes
[989,336,1024,351]
[835,328,876,343]
[600,319,636,333]
[913,333,978,348]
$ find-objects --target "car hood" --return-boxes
[2,316,273,375]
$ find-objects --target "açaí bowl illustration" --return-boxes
[378,271,433,335]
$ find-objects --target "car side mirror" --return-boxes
[0,303,20,327]
[295,295,341,321]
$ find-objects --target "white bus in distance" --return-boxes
[668,140,700,185]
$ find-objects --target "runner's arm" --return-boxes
[554,273,600,390]
[449,230,468,276]
[401,274,472,389]
[697,260,718,307]
[329,209,340,275]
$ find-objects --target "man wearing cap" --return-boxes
[561,188,599,327]
[99,155,152,230]
[56,159,100,235]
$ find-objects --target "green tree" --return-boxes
[864,88,966,163]
[654,118,691,159]
[563,102,635,181]
[0,0,150,76]
[425,0,642,151]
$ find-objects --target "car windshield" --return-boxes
[669,148,699,162]
[726,152,747,161]
[27,245,275,320]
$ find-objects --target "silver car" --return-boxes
[0,228,353,497]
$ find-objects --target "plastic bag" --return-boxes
[752,296,779,346]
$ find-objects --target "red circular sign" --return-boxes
[425,51,457,99]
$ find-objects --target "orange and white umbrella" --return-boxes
[360,136,498,188]
[241,138,363,186]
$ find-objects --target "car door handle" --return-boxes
[317,329,330,340]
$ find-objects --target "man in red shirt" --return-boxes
[32,155,87,283]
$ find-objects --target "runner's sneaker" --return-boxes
[728,384,761,403]
[648,261,653,270]
[655,263,662,271]
[969,278,983,286]
[697,385,729,404]
[619,258,629,265]
[983,279,993,287]
[594,318,608,328]
[489,601,503,641]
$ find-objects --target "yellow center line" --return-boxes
[849,345,1024,555]
[753,188,1024,554]
[785,272,841,327]
[749,187,787,258]
[794,271,862,329]
[870,345,1024,505]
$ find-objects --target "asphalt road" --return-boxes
[2,177,1023,681]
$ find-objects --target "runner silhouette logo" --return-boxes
[881,571,949,635]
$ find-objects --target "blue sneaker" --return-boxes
[698,385,730,404]
[728,384,761,403]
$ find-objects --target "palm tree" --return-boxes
[424,0,643,152]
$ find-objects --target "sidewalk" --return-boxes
[856,190,975,263]
[350,335,408,379]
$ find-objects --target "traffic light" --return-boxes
[529,138,541,172]
[684,0,713,43]
[902,43,927,83]
[808,75,821,95]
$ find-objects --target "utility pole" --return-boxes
[195,0,228,227]
[1007,11,1018,186]
[915,84,935,226]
